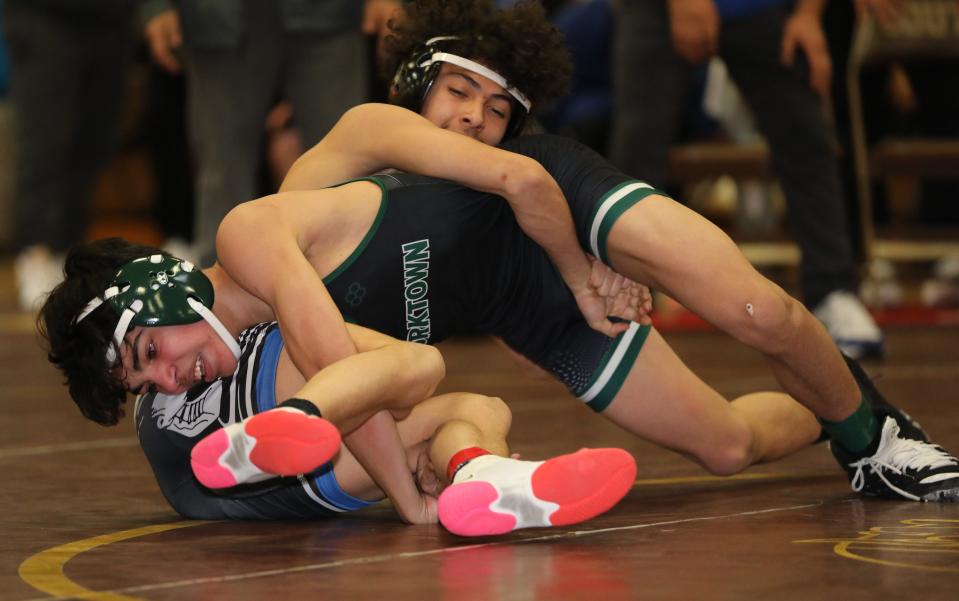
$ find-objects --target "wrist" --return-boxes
[558,252,593,294]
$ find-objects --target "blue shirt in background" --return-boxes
[715,0,790,20]
[0,0,8,98]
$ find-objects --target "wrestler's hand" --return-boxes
[396,492,439,525]
[588,255,653,326]
[415,452,446,497]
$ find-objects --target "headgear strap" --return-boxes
[75,254,241,366]
[419,35,532,111]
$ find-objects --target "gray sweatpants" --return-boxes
[184,1,368,266]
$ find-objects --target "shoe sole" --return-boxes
[437,448,637,536]
[191,410,341,489]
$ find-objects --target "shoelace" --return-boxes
[849,436,958,492]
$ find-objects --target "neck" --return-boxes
[203,263,276,336]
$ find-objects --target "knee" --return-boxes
[397,343,446,406]
[698,420,754,476]
[731,286,804,356]
[455,394,512,438]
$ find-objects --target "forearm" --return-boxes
[292,335,444,430]
[283,104,592,291]
[497,162,592,292]
[378,114,592,290]
[343,412,423,521]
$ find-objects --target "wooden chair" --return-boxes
[847,0,959,263]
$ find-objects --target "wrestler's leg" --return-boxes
[368,392,636,536]
[600,328,822,475]
[605,195,859,422]
[331,391,512,499]
[191,339,446,489]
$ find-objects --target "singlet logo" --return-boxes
[345,282,367,307]
[149,380,223,437]
[402,239,431,343]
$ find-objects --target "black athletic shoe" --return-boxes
[831,416,959,502]
[842,352,928,442]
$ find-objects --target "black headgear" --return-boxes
[388,36,532,139]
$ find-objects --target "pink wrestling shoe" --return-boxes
[190,407,341,489]
[438,448,637,537]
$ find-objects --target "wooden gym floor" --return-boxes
[1,260,958,601]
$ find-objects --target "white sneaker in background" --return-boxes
[920,254,959,308]
[920,278,959,308]
[859,258,904,309]
[14,244,64,313]
[813,290,885,359]
[932,254,959,280]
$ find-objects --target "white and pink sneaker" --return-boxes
[190,407,341,489]
[438,448,636,536]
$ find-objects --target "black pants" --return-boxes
[610,0,857,307]
[4,3,132,252]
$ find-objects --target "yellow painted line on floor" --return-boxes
[18,521,205,601]
[832,539,959,572]
[18,501,832,601]
[796,518,959,573]
[15,470,823,600]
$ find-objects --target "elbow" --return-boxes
[500,156,552,200]
[400,343,445,400]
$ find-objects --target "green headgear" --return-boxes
[75,254,240,364]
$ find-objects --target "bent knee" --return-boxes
[454,394,512,437]
[731,286,804,355]
[698,420,754,476]
[398,343,446,404]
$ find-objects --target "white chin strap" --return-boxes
[186,297,241,360]
[74,285,134,365]
[106,299,141,364]
[424,51,532,112]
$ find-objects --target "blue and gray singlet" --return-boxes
[136,322,375,520]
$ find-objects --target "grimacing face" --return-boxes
[116,321,238,396]
[420,62,514,146]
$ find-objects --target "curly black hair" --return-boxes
[382,0,572,112]
[38,238,166,426]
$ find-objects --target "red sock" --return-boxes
[446,447,492,482]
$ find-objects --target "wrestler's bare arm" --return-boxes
[276,323,446,435]
[282,103,643,334]
[215,194,439,524]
